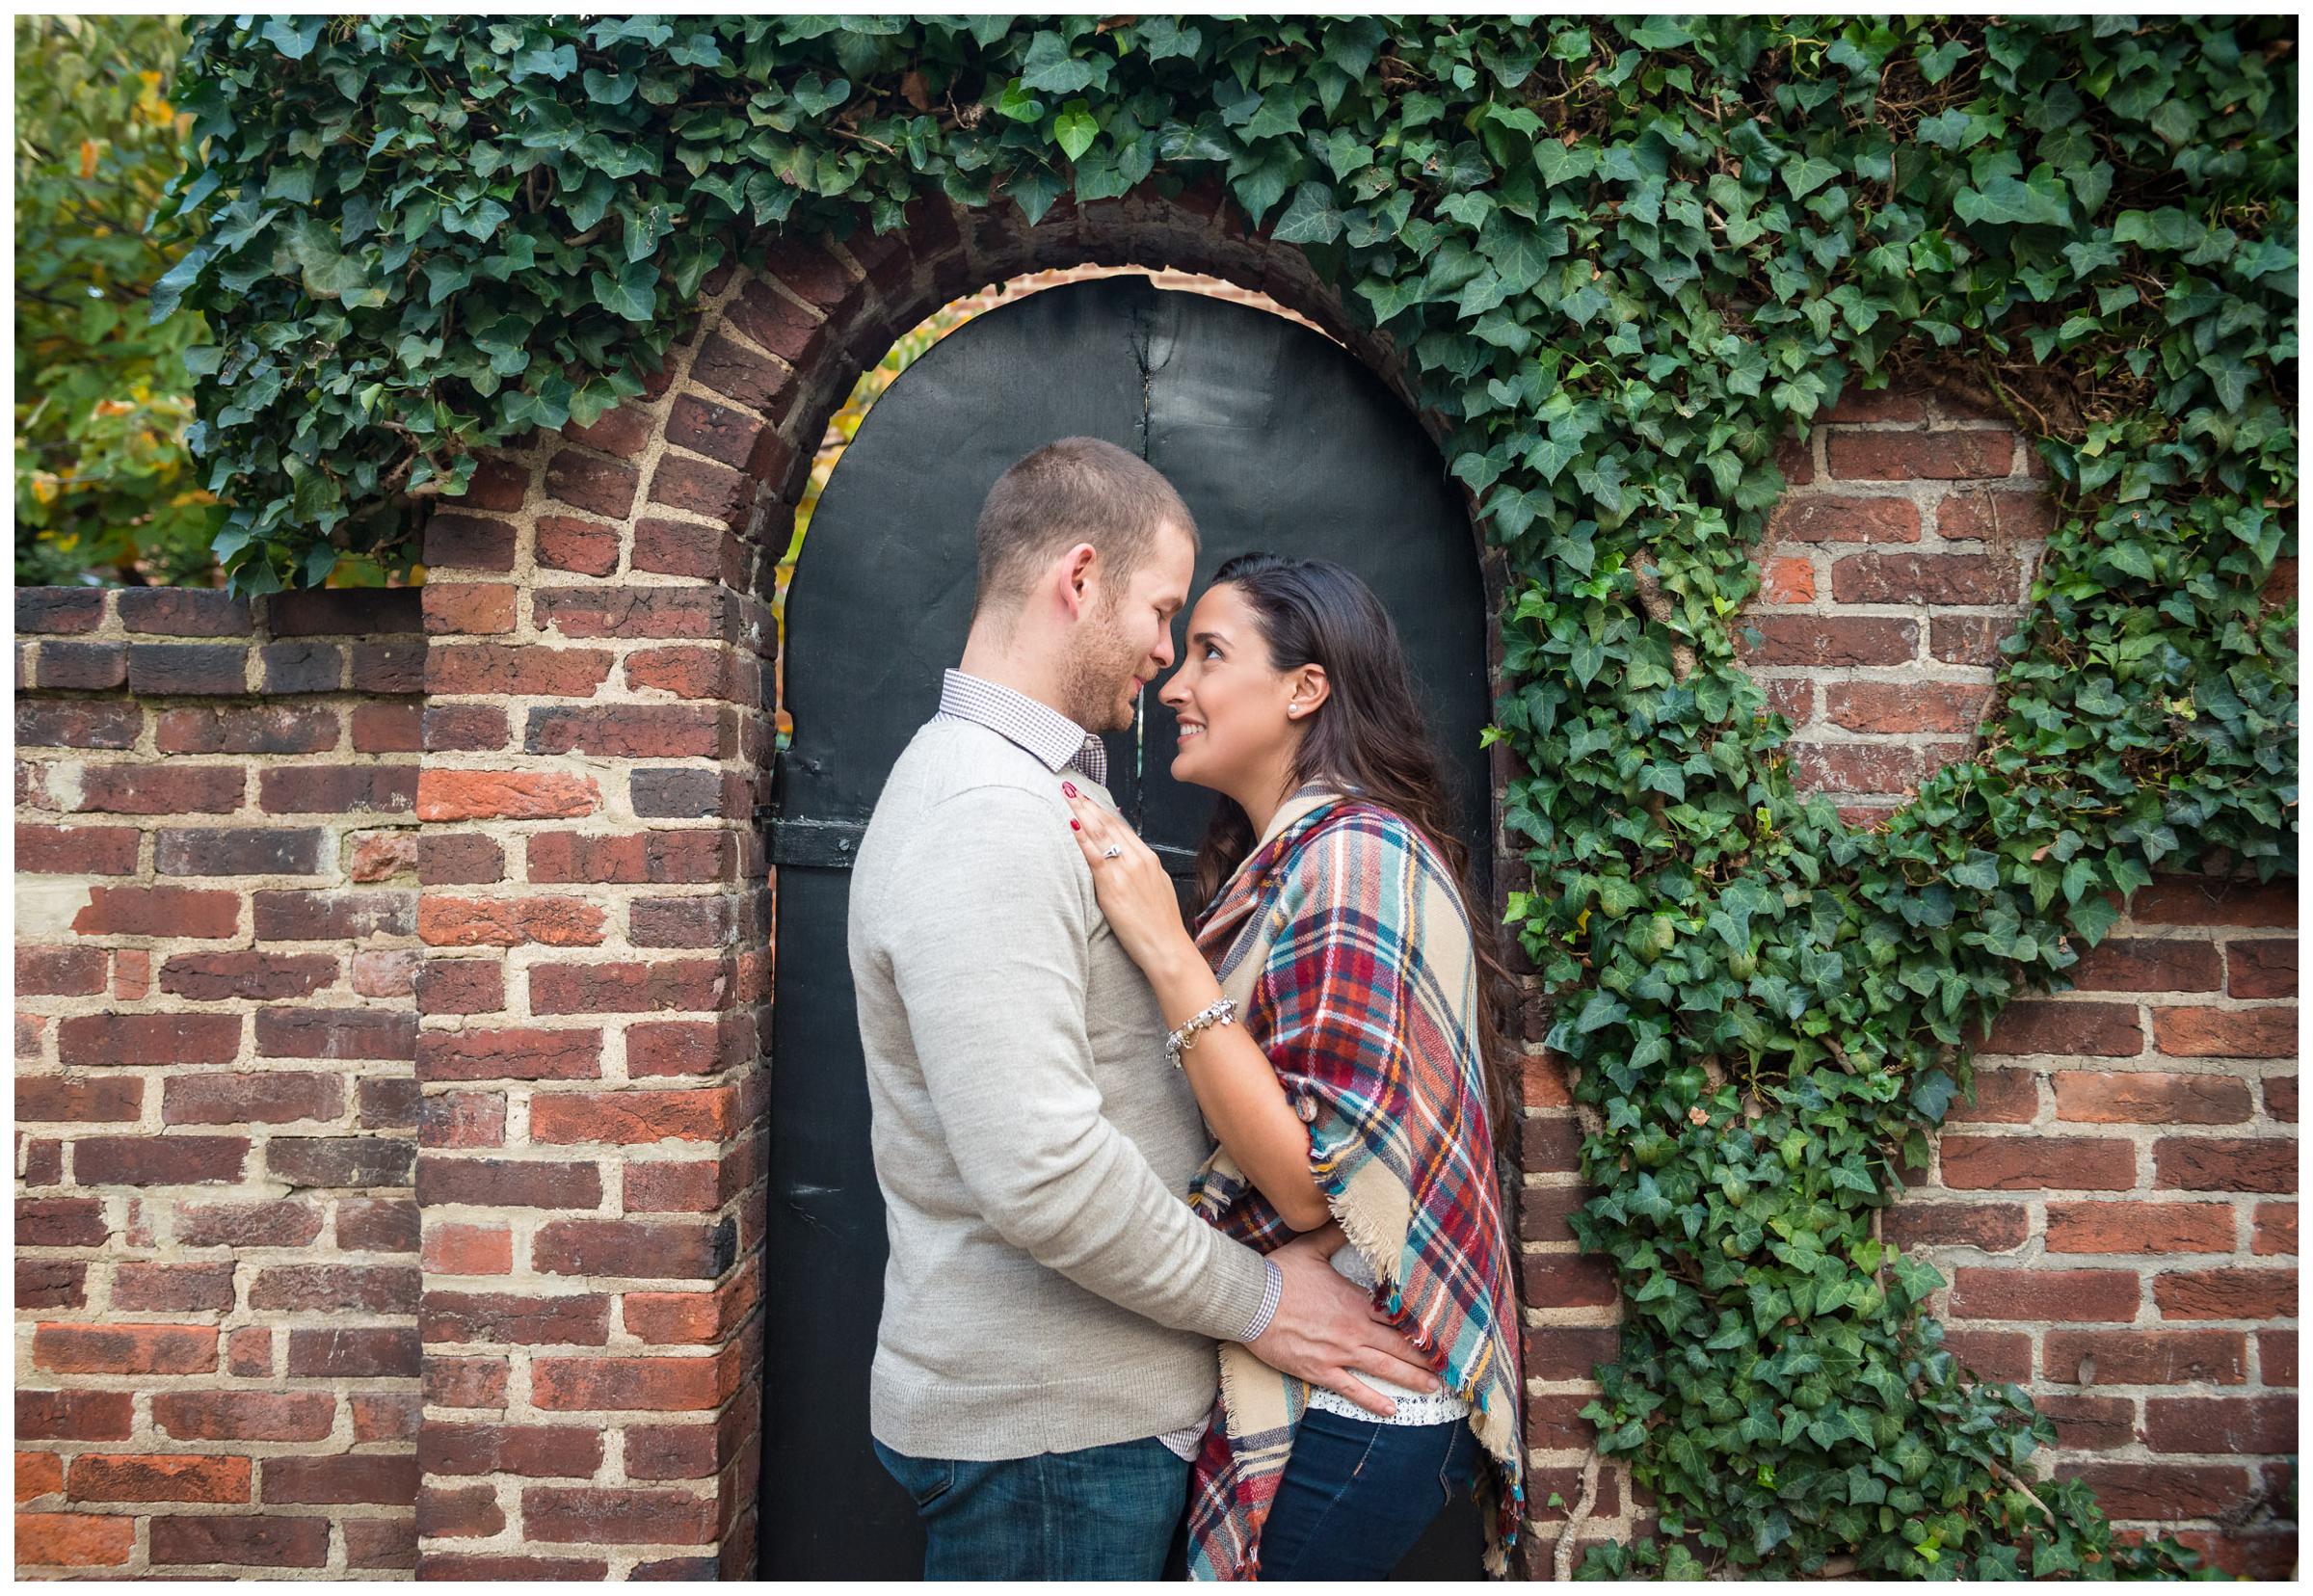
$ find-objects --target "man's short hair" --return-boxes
[971,438,1198,622]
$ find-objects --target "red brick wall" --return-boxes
[13,185,2299,1579]
[15,587,422,1575]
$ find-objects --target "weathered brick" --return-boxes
[423,702,511,751]
[2062,1463,2250,1521]
[1934,489,2058,541]
[630,517,729,582]
[16,1075,144,1124]
[110,1262,239,1312]
[16,1390,135,1442]
[15,823,141,874]
[421,581,519,635]
[421,1291,612,1347]
[423,512,518,571]
[70,884,243,940]
[687,332,794,416]
[418,1091,508,1150]
[421,1221,514,1276]
[1880,1201,2029,1252]
[67,763,244,814]
[419,894,608,948]
[534,516,622,576]
[526,831,732,886]
[359,1076,421,1130]
[148,1512,331,1567]
[256,763,416,814]
[285,1325,417,1377]
[248,1262,418,1313]
[424,1355,511,1409]
[663,393,765,469]
[261,1452,419,1504]
[2152,1267,2297,1320]
[119,589,252,637]
[419,832,507,885]
[626,645,730,700]
[19,1259,87,1308]
[416,769,600,821]
[15,701,142,749]
[419,1480,508,1538]
[18,1197,109,1247]
[533,1216,737,1280]
[545,449,640,519]
[72,1135,249,1186]
[630,767,727,818]
[33,1323,217,1375]
[158,950,337,1001]
[154,704,339,755]
[415,1156,602,1210]
[176,1199,325,1248]
[522,1484,719,1544]
[1767,494,1921,543]
[266,1136,417,1189]
[163,1072,343,1127]
[1949,1266,2140,1322]
[417,1025,603,1083]
[1826,430,2014,480]
[530,1347,741,1411]
[1977,999,2143,1057]
[2053,1071,2250,1124]
[2044,1201,2235,1255]
[346,1517,418,1571]
[1831,551,2021,605]
[66,1450,252,1504]
[16,1511,136,1567]
[534,586,718,639]
[152,1392,336,1442]
[2250,1201,2296,1256]
[37,640,129,689]
[530,1088,738,1145]
[1738,616,1918,667]
[153,825,327,876]
[16,588,106,634]
[16,945,107,996]
[420,958,507,1016]
[1823,681,1994,735]
[2153,1136,2297,1193]
[352,700,424,752]
[2069,937,2225,993]
[253,888,414,941]
[1937,1134,2136,1190]
[426,642,612,697]
[2147,1005,2298,1059]
[256,641,343,694]
[352,639,426,694]
[253,1006,418,1062]
[2141,1396,2296,1454]
[649,454,752,527]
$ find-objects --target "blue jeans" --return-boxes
[871,1433,1189,1581]
[1257,1408,1480,1580]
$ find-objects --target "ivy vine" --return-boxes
[162,14,2295,1578]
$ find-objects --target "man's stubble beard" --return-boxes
[1059,594,1144,735]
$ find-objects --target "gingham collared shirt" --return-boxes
[928,667,1282,1454]
[932,669,1108,788]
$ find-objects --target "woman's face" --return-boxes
[1157,582,1303,792]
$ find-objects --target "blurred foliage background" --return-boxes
[13,13,226,587]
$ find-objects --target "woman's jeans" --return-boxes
[1257,1408,1480,1580]
[871,1433,1188,1581]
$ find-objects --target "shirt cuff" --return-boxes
[1237,1258,1283,1343]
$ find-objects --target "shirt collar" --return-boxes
[935,669,1108,787]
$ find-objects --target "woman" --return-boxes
[1060,552,1525,1581]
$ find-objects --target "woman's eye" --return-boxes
[1203,644,1221,661]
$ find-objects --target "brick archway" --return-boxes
[409,183,1568,1578]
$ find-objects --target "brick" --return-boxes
[562,399,654,458]
[156,704,339,755]
[253,1005,418,1062]
[422,1291,611,1346]
[346,1517,418,1571]
[16,700,142,748]
[2061,1462,2250,1521]
[111,1262,238,1312]
[688,332,794,416]
[2154,1136,2297,1193]
[2044,1201,2235,1254]
[624,1161,731,1213]
[426,642,612,697]
[416,769,600,821]
[359,1076,421,1130]
[423,580,519,636]
[535,515,623,575]
[2036,1394,2138,1450]
[260,1136,415,1191]
[73,1135,248,1185]
[2153,1267,2297,1320]
[69,884,243,940]
[422,1222,515,1276]
[1949,1267,2140,1321]
[351,638,426,693]
[531,958,728,1014]
[17,588,106,634]
[523,1484,718,1545]
[415,1156,602,1210]
[1881,1201,2029,1251]
[2126,876,2297,928]
[16,1391,134,1443]
[17,1197,108,1247]
[226,1326,273,1376]
[2250,1201,2296,1256]
[1979,999,2144,1056]
[253,888,414,940]
[149,1512,331,1567]
[420,832,506,885]
[286,1325,417,1377]
[68,763,244,813]
[263,587,420,635]
[17,1076,143,1124]
[663,393,764,469]
[2148,1005,2298,1058]
[348,831,419,885]
[729,279,832,368]
[533,1216,737,1280]
[2070,937,2225,993]
[417,1026,603,1083]
[1823,681,1994,735]
[153,825,327,876]
[352,700,424,752]
[1766,494,1920,543]
[1519,1250,1617,1310]
[1937,1134,2135,1190]
[1738,615,1917,667]
[423,1555,609,1580]
[418,1092,508,1150]
[626,646,731,700]
[1945,1329,2037,1384]
[37,640,128,689]
[261,1452,418,1505]
[256,763,416,814]
[527,831,732,886]
[2256,1329,2296,1385]
[119,589,251,636]
[1831,551,2020,605]
[15,823,140,874]
[1928,614,2019,665]
[534,585,718,639]
[248,1262,418,1313]
[425,1355,511,1408]
[67,1452,251,1503]
[16,945,107,996]
[1826,430,2014,480]
[1934,489,2058,541]
[2053,1071,2250,1124]
[18,1260,85,1308]
[632,895,732,947]
[176,1198,325,1248]
[33,1323,216,1375]
[419,1480,507,1537]
[336,1197,419,1253]
[419,893,608,948]
[2226,938,2297,998]
[421,958,507,1015]
[625,1421,725,1480]
[256,640,343,693]
[531,1347,741,1411]
[159,950,336,1001]
[649,454,751,527]
[423,701,510,751]
[624,1272,758,1346]
[152,1392,336,1442]
[15,1511,135,1566]
[531,1088,738,1145]
[630,518,728,581]
[423,511,518,571]
[545,449,640,519]
[2142,1396,2295,1454]
[17,1452,64,1503]
[631,767,727,818]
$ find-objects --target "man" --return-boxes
[849,437,1440,1579]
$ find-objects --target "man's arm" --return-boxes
[885,784,1271,1342]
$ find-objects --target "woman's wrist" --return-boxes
[1146,941,1223,1021]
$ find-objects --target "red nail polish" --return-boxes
[1070,819,1080,830]
[1062,781,1078,798]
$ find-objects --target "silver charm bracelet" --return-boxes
[1164,997,1237,1069]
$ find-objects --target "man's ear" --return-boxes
[1054,541,1100,623]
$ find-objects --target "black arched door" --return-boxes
[762,278,1492,1579]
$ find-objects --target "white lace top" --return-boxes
[1304,1242,1472,1426]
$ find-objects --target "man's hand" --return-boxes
[1245,1227,1440,1418]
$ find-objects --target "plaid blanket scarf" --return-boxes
[1183,786,1524,1581]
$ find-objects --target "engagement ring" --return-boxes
[1103,844,1123,860]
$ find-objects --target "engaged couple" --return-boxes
[846,438,1525,1581]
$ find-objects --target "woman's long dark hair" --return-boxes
[1189,552,1523,1147]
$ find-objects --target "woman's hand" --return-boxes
[1061,782,1198,979]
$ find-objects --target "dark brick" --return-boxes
[154,826,327,876]
[258,641,344,694]
[72,1135,250,1185]
[352,639,426,693]
[631,767,727,818]
[423,512,518,571]
[149,1514,330,1568]
[265,588,422,636]
[267,1136,417,1189]
[284,1325,418,1377]
[545,450,641,519]
[16,700,142,749]
[39,640,129,689]
[118,589,252,636]
[17,588,105,634]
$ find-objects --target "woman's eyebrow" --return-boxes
[1187,628,1230,649]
